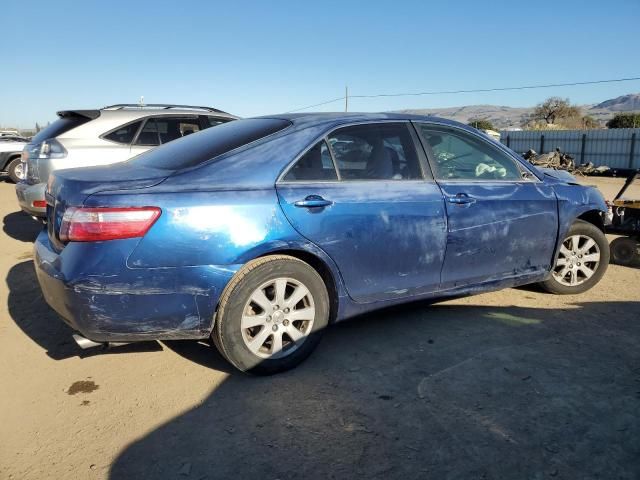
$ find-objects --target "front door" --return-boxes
[414,123,559,289]
[277,122,447,303]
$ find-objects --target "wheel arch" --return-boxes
[256,249,340,324]
[1,152,21,171]
[577,209,606,232]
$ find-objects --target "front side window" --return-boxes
[417,125,522,181]
[283,141,338,181]
[103,120,142,144]
[327,123,423,181]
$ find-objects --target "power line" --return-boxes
[350,76,640,99]
[285,96,347,113]
[286,76,640,112]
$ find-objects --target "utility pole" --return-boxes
[345,86,348,112]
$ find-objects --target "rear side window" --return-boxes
[327,123,423,180]
[31,115,92,143]
[135,116,201,146]
[206,116,229,128]
[283,141,338,181]
[103,120,142,144]
[130,118,291,170]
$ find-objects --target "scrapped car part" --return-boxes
[213,255,329,375]
[33,113,610,374]
[605,169,640,265]
[523,148,611,176]
[541,220,609,294]
[16,104,237,217]
[610,237,640,266]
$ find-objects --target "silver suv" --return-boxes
[16,104,237,217]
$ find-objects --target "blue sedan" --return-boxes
[35,113,609,374]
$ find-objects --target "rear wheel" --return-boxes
[7,157,24,183]
[610,236,640,266]
[540,220,609,294]
[212,255,330,375]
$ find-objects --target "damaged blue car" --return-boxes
[35,113,609,374]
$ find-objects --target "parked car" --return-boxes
[35,113,609,374]
[16,104,237,218]
[0,136,27,182]
[0,129,21,137]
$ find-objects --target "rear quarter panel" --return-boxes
[85,188,330,268]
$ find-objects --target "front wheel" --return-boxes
[212,255,330,375]
[540,220,609,294]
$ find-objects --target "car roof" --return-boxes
[255,111,475,133]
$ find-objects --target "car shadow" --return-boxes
[3,211,43,242]
[110,299,640,479]
[6,260,162,360]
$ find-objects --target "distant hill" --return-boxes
[397,92,640,129]
[592,93,640,111]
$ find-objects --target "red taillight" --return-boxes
[32,200,47,208]
[59,207,161,242]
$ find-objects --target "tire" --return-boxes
[610,236,640,266]
[212,255,330,375]
[540,219,609,294]
[7,157,24,183]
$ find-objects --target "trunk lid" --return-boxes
[46,163,169,251]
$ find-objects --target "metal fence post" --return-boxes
[506,135,510,148]
[629,133,637,169]
[580,133,587,164]
[540,134,545,154]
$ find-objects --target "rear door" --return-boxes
[276,122,447,303]
[129,115,202,157]
[414,123,558,289]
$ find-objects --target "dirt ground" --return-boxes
[1,176,639,480]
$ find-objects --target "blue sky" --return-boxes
[2,0,639,127]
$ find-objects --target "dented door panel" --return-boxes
[277,180,447,303]
[438,181,558,289]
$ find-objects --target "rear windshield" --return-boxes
[31,115,93,143]
[130,118,291,170]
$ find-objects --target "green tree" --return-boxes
[468,118,495,131]
[531,97,581,125]
[606,113,640,128]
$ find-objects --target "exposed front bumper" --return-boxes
[33,230,238,342]
[15,182,46,217]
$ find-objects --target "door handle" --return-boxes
[294,195,333,208]
[446,193,476,205]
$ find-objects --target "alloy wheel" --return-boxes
[241,277,316,359]
[553,234,601,286]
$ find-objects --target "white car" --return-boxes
[16,104,237,217]
[0,137,27,182]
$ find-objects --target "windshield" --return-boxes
[130,118,291,170]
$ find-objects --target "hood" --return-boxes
[0,141,26,152]
[538,167,580,185]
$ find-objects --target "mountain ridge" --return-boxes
[397,93,640,128]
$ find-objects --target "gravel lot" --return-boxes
[1,176,639,480]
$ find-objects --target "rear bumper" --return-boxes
[33,230,239,342]
[15,182,46,217]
